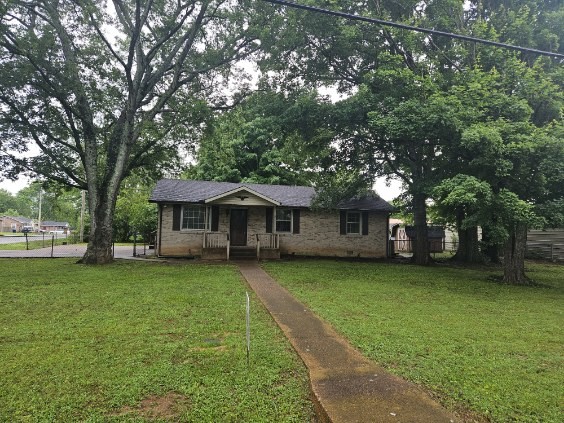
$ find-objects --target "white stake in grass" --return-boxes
[246,292,250,365]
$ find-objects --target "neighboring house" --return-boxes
[40,221,70,234]
[149,179,395,260]
[0,216,34,233]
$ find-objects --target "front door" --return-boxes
[230,209,248,246]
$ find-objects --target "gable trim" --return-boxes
[204,186,281,206]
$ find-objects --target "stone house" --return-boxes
[150,179,394,260]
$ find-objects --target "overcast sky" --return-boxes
[2,175,403,201]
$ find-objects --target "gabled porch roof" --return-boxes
[204,186,281,206]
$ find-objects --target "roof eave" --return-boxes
[204,186,281,206]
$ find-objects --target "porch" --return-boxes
[201,232,280,260]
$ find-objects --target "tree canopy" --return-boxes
[0,0,267,262]
[1,0,562,278]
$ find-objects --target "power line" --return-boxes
[263,0,564,60]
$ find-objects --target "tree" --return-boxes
[326,57,467,265]
[186,90,336,185]
[0,0,265,263]
[113,175,157,243]
[310,168,373,210]
[0,188,20,215]
[432,175,491,263]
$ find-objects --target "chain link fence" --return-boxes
[0,233,149,259]
[390,238,563,262]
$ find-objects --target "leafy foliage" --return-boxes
[0,0,269,262]
[186,91,335,185]
[113,176,157,243]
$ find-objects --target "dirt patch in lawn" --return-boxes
[112,392,190,419]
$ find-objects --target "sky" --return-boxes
[1,174,403,201]
[1,176,30,195]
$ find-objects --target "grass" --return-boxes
[263,260,564,422]
[0,259,314,422]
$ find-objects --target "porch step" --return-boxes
[230,247,257,260]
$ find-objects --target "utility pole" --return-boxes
[80,190,85,243]
[37,188,42,232]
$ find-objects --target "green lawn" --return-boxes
[0,259,314,422]
[263,260,564,423]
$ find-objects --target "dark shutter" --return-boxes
[292,209,300,234]
[340,210,347,235]
[172,205,181,231]
[266,207,273,233]
[211,206,219,232]
[362,211,369,235]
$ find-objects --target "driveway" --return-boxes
[0,244,137,259]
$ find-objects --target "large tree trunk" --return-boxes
[79,182,121,264]
[452,209,482,262]
[503,222,531,285]
[453,226,482,262]
[412,192,430,265]
[482,227,501,263]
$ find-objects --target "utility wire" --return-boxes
[263,0,564,60]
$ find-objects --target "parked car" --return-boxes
[21,226,34,233]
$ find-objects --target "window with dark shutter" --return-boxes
[340,210,347,235]
[266,207,273,233]
[362,211,369,235]
[172,205,181,231]
[293,209,300,234]
[211,206,219,232]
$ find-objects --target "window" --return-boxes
[346,211,361,234]
[276,208,292,232]
[181,206,207,230]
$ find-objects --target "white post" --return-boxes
[37,188,42,232]
[246,292,250,365]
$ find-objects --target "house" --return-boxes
[0,216,35,233]
[149,179,395,260]
[40,221,70,234]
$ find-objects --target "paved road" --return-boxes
[0,234,68,245]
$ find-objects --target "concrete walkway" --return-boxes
[238,261,458,423]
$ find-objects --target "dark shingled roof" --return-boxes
[337,196,396,212]
[150,179,316,208]
[150,179,394,212]
[0,216,33,224]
